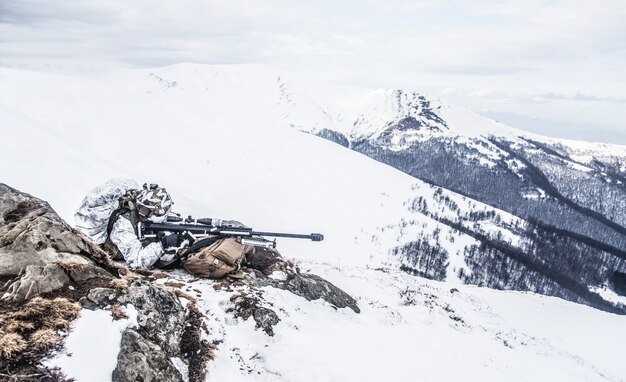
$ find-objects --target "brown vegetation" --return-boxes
[180,301,215,382]
[0,333,27,359]
[109,304,129,320]
[0,297,80,365]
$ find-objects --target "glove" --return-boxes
[161,233,181,248]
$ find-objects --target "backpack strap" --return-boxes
[156,235,226,270]
[105,207,129,238]
[102,189,143,260]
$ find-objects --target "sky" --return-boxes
[1,0,625,144]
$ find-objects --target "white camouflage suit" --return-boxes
[75,179,166,269]
[75,178,247,273]
[108,215,165,268]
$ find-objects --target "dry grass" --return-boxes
[3,320,35,333]
[172,289,197,303]
[157,284,197,303]
[30,329,60,350]
[53,260,86,273]
[0,297,80,362]
[46,317,72,332]
[149,271,172,279]
[116,268,144,281]
[0,332,27,359]
[181,302,214,382]
[12,297,81,323]
[109,304,129,320]
[163,281,185,289]
[109,278,129,289]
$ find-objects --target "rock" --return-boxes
[252,307,281,336]
[78,296,98,310]
[1,264,70,301]
[85,287,120,307]
[230,294,281,336]
[117,281,186,356]
[1,262,114,302]
[60,261,113,283]
[112,330,183,382]
[0,184,114,277]
[242,251,360,315]
[282,274,360,313]
[245,247,283,274]
[0,249,93,278]
[83,281,193,379]
[243,247,359,313]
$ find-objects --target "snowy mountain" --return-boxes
[268,75,626,313]
[1,63,626,381]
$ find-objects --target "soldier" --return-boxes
[77,181,256,277]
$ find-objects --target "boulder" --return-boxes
[230,293,281,336]
[282,273,360,313]
[117,281,186,356]
[112,330,183,382]
[0,184,113,277]
[1,264,70,301]
[244,247,360,314]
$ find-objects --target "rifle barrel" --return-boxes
[143,222,323,241]
[250,231,324,241]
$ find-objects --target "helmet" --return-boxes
[135,183,173,219]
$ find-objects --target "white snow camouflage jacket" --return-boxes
[75,178,164,268]
[109,215,164,268]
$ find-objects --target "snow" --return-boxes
[2,63,626,381]
[44,306,138,382]
[178,263,626,382]
[591,286,626,306]
[0,63,470,270]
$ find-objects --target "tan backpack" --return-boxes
[181,237,253,279]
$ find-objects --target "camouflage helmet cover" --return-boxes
[135,184,173,218]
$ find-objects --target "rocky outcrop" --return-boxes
[217,253,360,338]
[0,183,116,302]
[2,262,114,302]
[230,293,281,336]
[113,330,183,382]
[0,184,201,382]
[0,183,114,278]
[247,248,360,313]
[83,280,188,364]
[281,273,360,313]
[81,280,191,382]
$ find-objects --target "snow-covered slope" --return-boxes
[1,64,625,381]
[0,64,517,271]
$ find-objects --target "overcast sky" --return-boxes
[1,0,625,143]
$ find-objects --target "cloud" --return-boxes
[0,0,624,141]
[0,0,121,24]
[536,92,626,103]
[1,0,624,67]
[462,89,626,104]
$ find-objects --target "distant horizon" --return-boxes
[1,1,624,144]
[480,111,626,146]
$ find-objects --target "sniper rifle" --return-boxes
[139,215,324,249]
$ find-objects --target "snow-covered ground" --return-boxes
[2,64,625,381]
[44,307,139,382]
[43,262,626,382]
[196,261,626,382]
